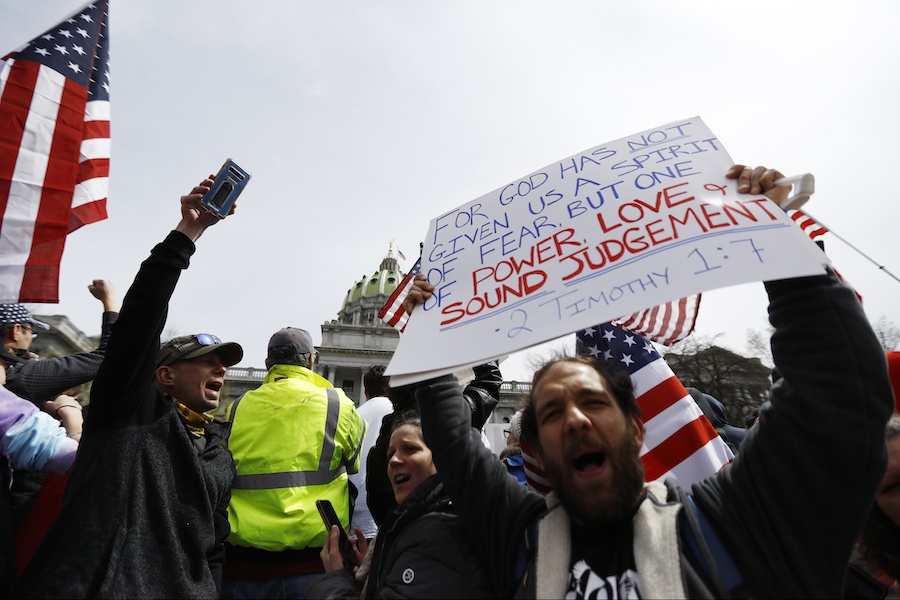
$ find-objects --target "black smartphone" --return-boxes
[315,499,360,569]
[200,158,251,219]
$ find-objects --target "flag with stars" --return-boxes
[577,323,734,486]
[0,0,111,303]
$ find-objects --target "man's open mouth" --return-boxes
[573,451,606,472]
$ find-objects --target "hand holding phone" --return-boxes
[315,500,360,570]
[200,158,251,219]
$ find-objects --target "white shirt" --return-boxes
[348,395,394,539]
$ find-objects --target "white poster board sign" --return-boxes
[386,117,827,384]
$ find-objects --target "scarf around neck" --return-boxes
[169,395,213,437]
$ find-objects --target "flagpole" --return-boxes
[805,211,900,284]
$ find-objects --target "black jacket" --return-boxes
[417,269,894,598]
[15,231,235,599]
[5,310,118,404]
[307,474,494,599]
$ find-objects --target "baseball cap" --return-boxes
[157,333,243,368]
[267,327,314,362]
[0,304,50,331]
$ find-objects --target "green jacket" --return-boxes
[226,364,366,551]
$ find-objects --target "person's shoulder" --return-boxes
[4,359,33,378]
[404,509,485,565]
[357,396,393,419]
[331,386,357,405]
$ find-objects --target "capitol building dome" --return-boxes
[336,247,407,327]
[309,244,414,404]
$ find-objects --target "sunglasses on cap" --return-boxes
[158,333,225,367]
[170,333,222,351]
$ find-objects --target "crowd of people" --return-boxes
[0,164,897,599]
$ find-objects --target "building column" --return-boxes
[358,366,367,406]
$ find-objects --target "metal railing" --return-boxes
[226,367,266,381]
[500,381,531,394]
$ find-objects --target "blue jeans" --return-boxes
[221,573,321,599]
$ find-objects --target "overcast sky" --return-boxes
[2,0,898,381]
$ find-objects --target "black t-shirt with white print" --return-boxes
[566,513,644,599]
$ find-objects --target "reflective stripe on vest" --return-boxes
[231,387,346,490]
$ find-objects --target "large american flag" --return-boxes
[519,323,734,494]
[378,256,422,332]
[0,0,111,303]
[578,323,734,484]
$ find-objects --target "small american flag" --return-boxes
[789,209,827,240]
[613,293,701,346]
[0,0,111,303]
[788,209,863,304]
[378,256,422,332]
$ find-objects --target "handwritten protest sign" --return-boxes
[386,117,827,384]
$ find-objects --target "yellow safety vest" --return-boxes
[225,364,366,551]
